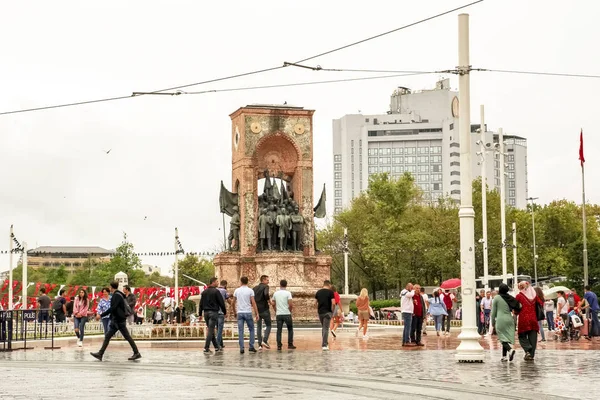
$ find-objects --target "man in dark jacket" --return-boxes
[253,275,272,349]
[199,277,227,353]
[91,281,141,361]
[123,285,137,325]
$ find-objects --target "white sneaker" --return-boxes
[77,340,82,347]
[322,346,329,351]
[362,335,369,339]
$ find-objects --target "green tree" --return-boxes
[175,255,214,286]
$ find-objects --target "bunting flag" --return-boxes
[579,129,585,167]
[219,180,239,217]
[313,183,327,218]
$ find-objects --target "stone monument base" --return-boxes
[214,252,331,321]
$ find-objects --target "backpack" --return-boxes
[116,292,133,317]
[53,298,64,313]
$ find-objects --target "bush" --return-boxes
[349,299,400,313]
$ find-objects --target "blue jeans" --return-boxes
[101,318,111,335]
[538,320,546,340]
[433,315,443,332]
[402,312,412,344]
[546,311,555,331]
[217,313,225,347]
[237,313,255,350]
[74,317,88,342]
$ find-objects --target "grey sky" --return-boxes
[1,0,597,274]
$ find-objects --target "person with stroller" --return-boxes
[556,291,570,342]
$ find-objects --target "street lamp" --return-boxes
[526,197,539,286]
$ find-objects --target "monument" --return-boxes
[215,104,331,320]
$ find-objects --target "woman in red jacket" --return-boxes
[516,281,543,361]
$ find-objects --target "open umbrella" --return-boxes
[440,278,462,290]
[543,286,571,300]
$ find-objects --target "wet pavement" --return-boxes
[1,328,599,399]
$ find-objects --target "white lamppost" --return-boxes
[499,128,508,284]
[455,13,484,362]
[475,105,489,291]
[526,197,539,286]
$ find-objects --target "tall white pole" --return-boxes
[480,105,489,291]
[531,200,538,286]
[455,13,484,362]
[8,225,14,310]
[174,227,179,306]
[499,128,508,285]
[512,223,518,292]
[22,242,28,310]
[582,162,588,287]
[343,228,349,295]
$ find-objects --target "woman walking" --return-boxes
[96,287,111,334]
[330,286,342,338]
[516,281,543,360]
[73,288,91,347]
[534,287,547,342]
[492,283,522,362]
[355,288,370,339]
[428,290,447,336]
[544,296,555,332]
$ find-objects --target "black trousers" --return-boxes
[203,311,219,350]
[276,315,294,347]
[99,320,139,355]
[501,341,512,357]
[518,330,538,358]
[411,315,423,344]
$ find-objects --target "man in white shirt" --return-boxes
[232,276,259,354]
[400,283,415,346]
[480,291,493,334]
[272,280,296,351]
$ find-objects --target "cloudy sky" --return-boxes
[1,0,598,274]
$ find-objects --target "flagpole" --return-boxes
[582,162,588,287]
[222,213,227,250]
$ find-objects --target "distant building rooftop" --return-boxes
[28,246,114,255]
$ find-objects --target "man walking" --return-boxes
[583,285,600,339]
[272,280,295,351]
[37,288,51,324]
[480,291,493,335]
[441,289,456,335]
[91,281,141,361]
[315,280,335,351]
[123,286,137,326]
[52,289,67,323]
[410,284,425,346]
[253,275,272,349]
[232,276,259,354]
[400,283,415,346]
[200,277,227,353]
[216,280,231,348]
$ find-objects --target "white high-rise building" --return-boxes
[332,79,528,213]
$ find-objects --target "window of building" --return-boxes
[405,147,416,154]
[450,180,460,185]
[334,172,341,179]
[379,157,391,164]
[433,183,442,191]
[368,157,378,165]
[368,166,377,174]
[335,207,342,213]
[359,140,362,147]
[509,180,515,188]
[351,148,354,154]
[432,165,441,172]
[450,171,460,176]
[418,147,429,154]
[430,146,442,154]
[507,155,514,162]
[508,163,515,170]
[365,118,369,123]
[335,181,342,188]
[450,152,460,157]
[379,148,391,155]
[351,140,354,147]
[334,163,342,171]
[393,156,403,164]
[449,123,454,130]
[509,199,516,206]
[451,190,461,195]
[419,165,429,173]
[393,165,405,173]
[418,174,429,182]
[495,161,500,168]
[450,142,460,148]
[393,148,403,155]
[432,174,442,182]
[335,190,342,197]
[508,172,515,179]
[406,165,417,173]
[419,183,430,191]
[418,156,429,163]
[450,161,460,166]
[509,189,515,197]
[406,156,416,164]
[381,166,391,173]
[495,169,500,177]
[431,155,442,163]
[335,199,342,206]
[334,155,342,162]
[368,148,377,156]
[351,156,355,164]
[495,178,500,186]
[359,147,362,154]
[432,192,442,200]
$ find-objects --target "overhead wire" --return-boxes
[476,68,600,79]
[0,1,483,116]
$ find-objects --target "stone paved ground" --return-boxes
[1,328,599,399]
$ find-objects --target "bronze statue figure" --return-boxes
[228,206,240,251]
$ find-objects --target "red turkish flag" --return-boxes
[579,129,585,167]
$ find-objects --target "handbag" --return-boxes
[535,301,545,321]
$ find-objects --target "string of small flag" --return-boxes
[0,250,218,257]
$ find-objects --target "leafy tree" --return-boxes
[175,255,214,287]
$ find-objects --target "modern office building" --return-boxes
[332,79,528,213]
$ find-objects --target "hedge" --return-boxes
[349,299,400,313]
